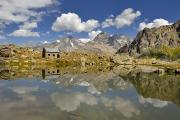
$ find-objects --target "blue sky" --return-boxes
[0,0,179,44]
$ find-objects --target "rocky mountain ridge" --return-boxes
[118,20,180,55]
[93,32,131,49]
[34,33,132,55]
[34,36,85,52]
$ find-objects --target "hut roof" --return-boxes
[45,47,60,53]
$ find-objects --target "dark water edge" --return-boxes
[0,65,180,120]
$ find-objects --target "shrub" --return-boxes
[145,46,180,61]
[160,46,180,61]
[149,48,164,59]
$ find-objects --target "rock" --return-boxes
[116,44,129,53]
[175,69,180,74]
[157,69,165,75]
[112,54,134,65]
[0,46,12,57]
[80,57,86,67]
[173,20,180,32]
[138,66,159,73]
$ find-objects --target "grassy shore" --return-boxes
[113,54,180,68]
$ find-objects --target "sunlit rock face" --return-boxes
[126,72,180,106]
[117,20,180,55]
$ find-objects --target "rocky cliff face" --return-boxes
[117,20,180,55]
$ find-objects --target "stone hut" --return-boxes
[42,47,60,59]
[42,68,60,79]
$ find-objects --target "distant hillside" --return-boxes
[34,32,132,56]
[0,44,41,59]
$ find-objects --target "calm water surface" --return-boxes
[0,66,180,120]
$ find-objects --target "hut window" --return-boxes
[53,54,55,56]
[48,54,50,56]
[57,69,59,73]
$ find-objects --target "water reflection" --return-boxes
[0,65,179,120]
[125,72,180,107]
[139,96,169,108]
[51,91,140,118]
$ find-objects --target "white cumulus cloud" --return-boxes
[10,21,40,37]
[139,96,169,108]
[51,92,97,112]
[0,0,57,23]
[138,18,173,31]
[20,22,38,30]
[79,30,102,43]
[88,30,102,40]
[10,29,40,37]
[52,12,100,32]
[51,91,140,118]
[102,8,141,29]
[0,0,58,36]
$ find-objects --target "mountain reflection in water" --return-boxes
[0,65,179,120]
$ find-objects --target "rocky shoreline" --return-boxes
[1,57,180,76]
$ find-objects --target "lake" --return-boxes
[0,65,180,120]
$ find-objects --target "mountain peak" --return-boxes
[93,32,109,43]
[96,32,109,38]
[91,32,131,50]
